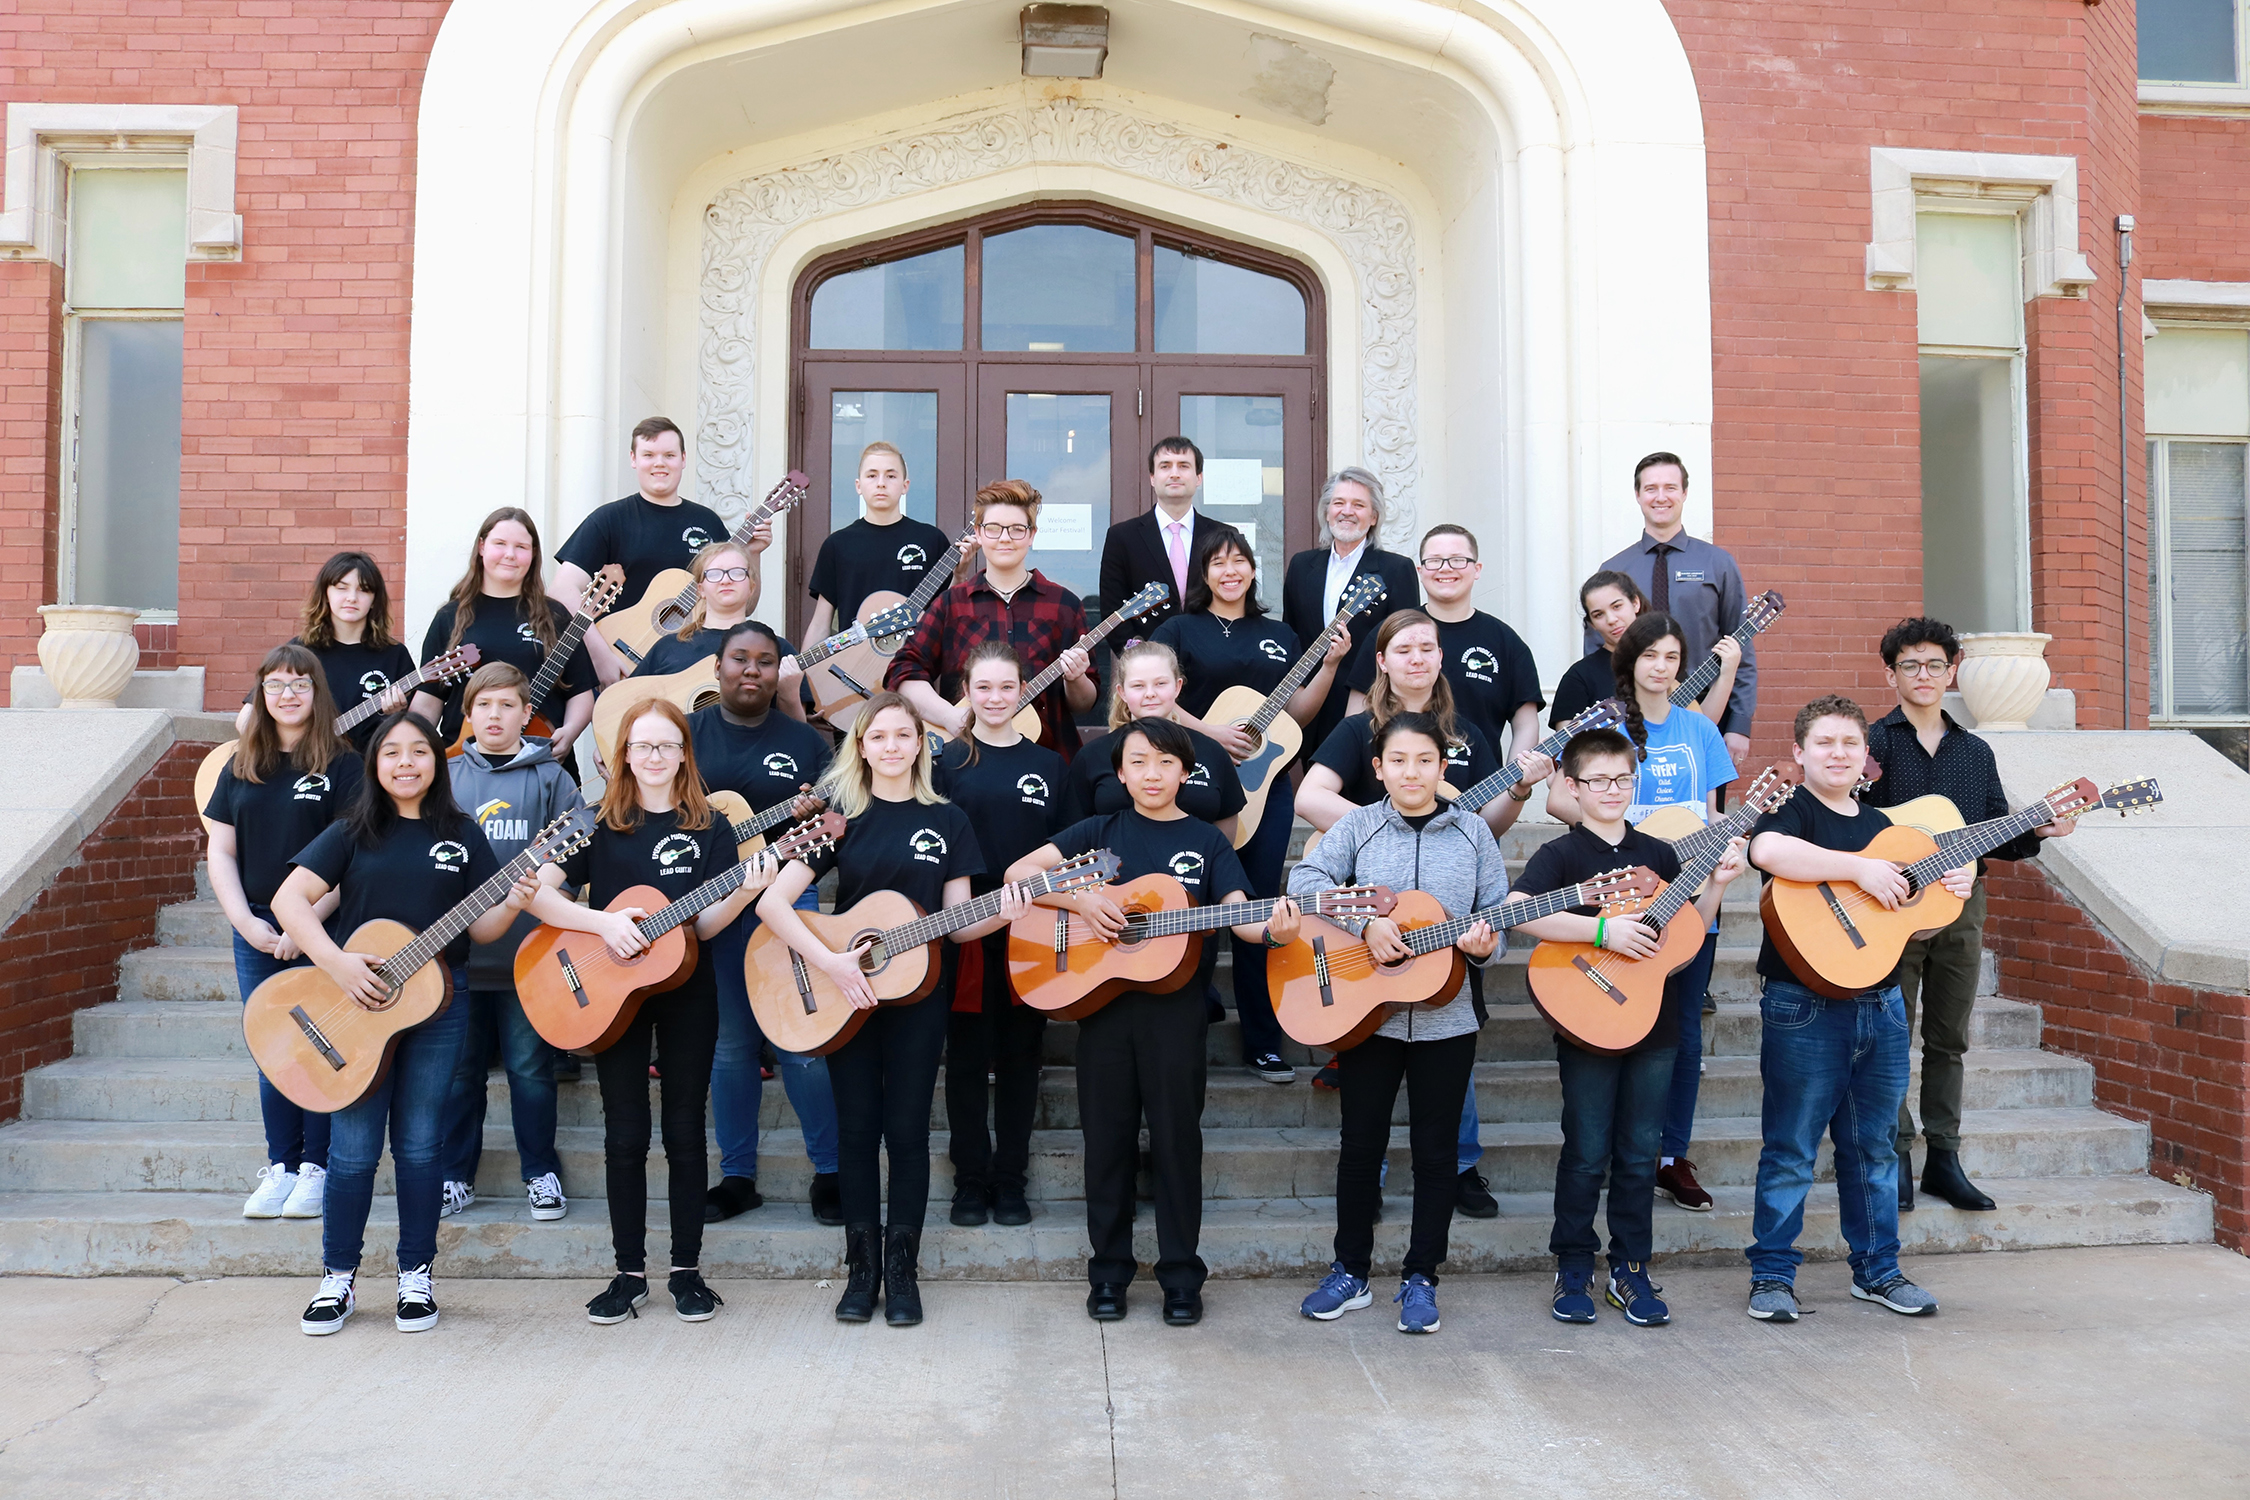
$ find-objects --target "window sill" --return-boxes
[2138,84,2250,117]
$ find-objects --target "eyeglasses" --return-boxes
[626,741,686,759]
[978,523,1032,541]
[1418,555,1475,573]
[1894,659,1951,678]
[702,566,751,583]
[262,679,315,699]
[1570,774,1636,793]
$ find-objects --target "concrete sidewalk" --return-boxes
[3,1244,2243,1499]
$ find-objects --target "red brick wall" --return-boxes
[0,1,451,709]
[1985,859,2250,1251]
[0,739,208,1122]
[2140,114,2250,284]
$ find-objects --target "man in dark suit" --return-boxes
[1098,436,1207,638]
[1282,466,1419,764]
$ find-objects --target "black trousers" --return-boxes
[828,985,950,1228]
[592,982,718,1274]
[1077,988,1208,1292]
[945,931,1047,1194]
[1334,1032,1478,1284]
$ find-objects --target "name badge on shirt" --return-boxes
[1673,569,1707,584]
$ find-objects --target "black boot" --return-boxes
[1898,1145,1915,1214]
[950,1179,991,1227]
[1921,1147,1997,1211]
[883,1225,924,1327]
[809,1172,844,1227]
[835,1223,882,1323]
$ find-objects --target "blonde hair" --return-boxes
[677,540,753,640]
[598,698,713,834]
[974,478,1041,529]
[1107,639,1182,730]
[814,691,942,819]
[1365,609,1464,748]
[858,440,908,481]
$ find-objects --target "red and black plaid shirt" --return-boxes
[883,569,1088,751]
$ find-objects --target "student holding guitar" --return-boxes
[802,440,952,651]
[233,552,415,752]
[626,540,797,692]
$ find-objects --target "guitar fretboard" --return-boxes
[1454,712,1605,812]
[870,867,1076,957]
[334,656,455,734]
[375,845,546,988]
[653,476,807,629]
[1402,877,1628,955]
[726,798,800,847]
[1245,604,1356,737]
[793,535,971,671]
[1014,591,1162,710]
[1900,799,2061,891]
[1671,610,1770,707]
[524,605,603,709]
[1111,891,1363,941]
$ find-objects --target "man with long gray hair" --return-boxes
[1282,466,1418,764]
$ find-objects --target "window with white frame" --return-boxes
[2146,325,2250,722]
[64,164,185,615]
[2140,0,2250,100]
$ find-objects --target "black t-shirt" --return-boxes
[1517,822,1688,1054]
[296,638,417,752]
[564,807,741,992]
[1550,648,1616,730]
[805,796,984,915]
[688,706,831,817]
[1434,612,1543,756]
[1311,711,1500,808]
[1749,787,1893,989]
[1063,726,1247,827]
[204,751,364,907]
[1148,612,1299,719]
[555,494,733,614]
[292,814,503,967]
[631,625,795,680]
[934,735,1070,892]
[1050,807,1253,1003]
[808,516,954,623]
[418,594,594,740]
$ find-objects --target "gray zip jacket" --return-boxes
[1287,798,1511,1041]
[452,738,581,988]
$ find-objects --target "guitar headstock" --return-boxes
[430,643,483,685]
[1041,849,1124,895]
[859,602,918,642]
[1310,884,1396,921]
[1739,767,1791,819]
[1563,698,1629,739]
[528,805,598,865]
[770,811,848,863]
[1585,865,1664,909]
[1337,575,1386,619]
[1121,582,1171,619]
[2079,777,2163,818]
[1744,589,1786,634]
[581,564,626,621]
[771,470,812,512]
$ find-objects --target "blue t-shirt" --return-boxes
[1627,706,1738,825]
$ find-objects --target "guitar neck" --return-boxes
[1016,604,1136,705]
[1666,794,1769,879]
[1115,894,1302,940]
[1246,608,1350,736]
[1404,879,1609,954]
[635,855,759,941]
[375,847,540,986]
[1453,715,1584,811]
[877,868,1066,954]
[1671,614,1763,707]
[655,482,804,624]
[794,538,971,672]
[1901,799,2056,889]
[335,659,442,734]
[727,799,800,847]
[524,611,596,708]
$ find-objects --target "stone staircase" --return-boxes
[0,827,2212,1278]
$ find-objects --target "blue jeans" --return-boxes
[1551,1040,1675,1272]
[439,987,562,1185]
[322,967,469,1274]
[1226,782,1294,1061]
[1660,928,1722,1158]
[711,889,839,1179]
[233,927,330,1172]
[1746,979,1911,1288]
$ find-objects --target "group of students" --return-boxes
[209,415,2060,1338]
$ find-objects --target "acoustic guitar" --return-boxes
[1633,765,1787,893]
[1760,775,2163,1000]
[1204,574,1386,850]
[804,531,975,734]
[516,811,843,1053]
[1010,878,1395,1022]
[706,787,823,862]
[191,644,482,833]
[1670,588,1785,710]
[449,565,624,756]
[587,659,721,768]
[1526,768,1790,1054]
[747,849,1122,1056]
[595,471,810,670]
[241,805,596,1113]
[1270,869,1660,1051]
[926,582,1171,752]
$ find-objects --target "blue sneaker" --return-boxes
[1552,1268,1598,1324]
[1300,1262,1372,1321]
[1394,1274,1440,1334]
[1605,1262,1671,1326]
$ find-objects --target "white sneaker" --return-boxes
[300,1270,356,1335]
[439,1180,475,1218]
[244,1163,296,1219]
[281,1162,327,1218]
[527,1172,567,1221]
[394,1263,439,1333]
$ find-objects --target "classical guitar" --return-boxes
[707,787,823,862]
[1670,589,1784,710]
[1270,869,1659,1050]
[450,565,624,756]
[192,644,483,833]
[595,470,810,669]
[1010,878,1395,1022]
[1205,574,1387,850]
[1761,775,2163,1000]
[1526,769,1791,1054]
[516,811,843,1053]
[747,849,1122,1056]
[804,530,974,734]
[241,805,596,1112]
[927,581,1172,751]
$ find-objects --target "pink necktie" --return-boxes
[1167,520,1189,602]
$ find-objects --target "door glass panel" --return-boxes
[809,244,963,350]
[981,226,1134,353]
[1177,394,1288,609]
[829,391,940,529]
[1006,391,1110,605]
[74,317,183,610]
[1153,248,1305,355]
[2165,441,2249,716]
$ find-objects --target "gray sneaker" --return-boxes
[1852,1274,1939,1316]
[1746,1279,1801,1322]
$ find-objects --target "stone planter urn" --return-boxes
[1956,631,2052,732]
[36,605,140,708]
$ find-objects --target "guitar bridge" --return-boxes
[790,948,817,1015]
[1313,936,1335,1009]
[1570,954,1626,1006]
[1052,910,1069,972]
[556,948,591,1009]
[1816,882,1867,949]
[289,1005,346,1071]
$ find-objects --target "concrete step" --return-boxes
[117,947,237,1005]
[0,1175,2210,1278]
[156,900,232,949]
[72,1001,249,1060]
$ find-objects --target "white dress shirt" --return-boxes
[1322,540,1366,622]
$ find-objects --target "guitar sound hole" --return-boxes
[1237,726,1263,756]
[692,690,721,711]
[656,604,691,632]
[853,933,888,975]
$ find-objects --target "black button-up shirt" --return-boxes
[1859,705,2043,869]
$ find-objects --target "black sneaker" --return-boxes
[394,1263,439,1333]
[951,1182,992,1227]
[552,1053,582,1082]
[586,1273,648,1325]
[1247,1053,1296,1084]
[809,1171,844,1227]
[1455,1168,1500,1219]
[1310,1058,1342,1091]
[704,1175,762,1223]
[669,1269,723,1322]
[991,1179,1032,1226]
[300,1269,356,1336]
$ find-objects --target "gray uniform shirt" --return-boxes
[1587,530,1758,738]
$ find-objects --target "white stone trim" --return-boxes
[2144,278,2250,325]
[1865,147,2097,299]
[0,103,241,264]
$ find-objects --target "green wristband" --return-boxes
[1596,916,1606,949]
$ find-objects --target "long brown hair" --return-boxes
[676,540,752,641]
[1365,609,1464,749]
[1611,610,1684,755]
[234,643,347,784]
[598,698,712,833]
[299,551,396,651]
[446,507,557,654]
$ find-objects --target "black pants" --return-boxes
[1335,1031,1477,1284]
[945,931,1047,1194]
[1550,1039,1673,1273]
[828,986,950,1227]
[1078,988,1208,1292]
[593,982,718,1274]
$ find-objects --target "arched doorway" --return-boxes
[787,199,1326,634]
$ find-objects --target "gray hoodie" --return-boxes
[452,737,581,988]
[1287,797,1510,1041]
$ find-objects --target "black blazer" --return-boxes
[1282,544,1419,763]
[1098,507,1206,640]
